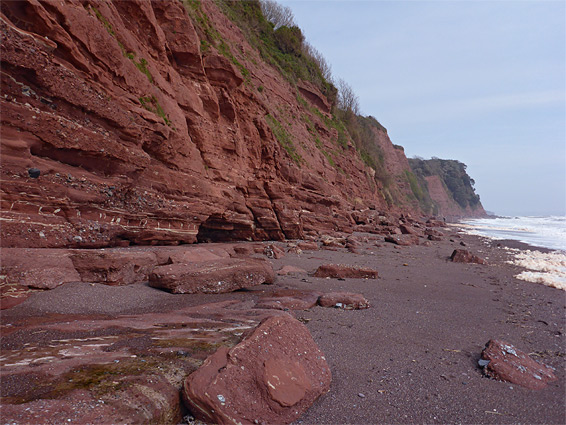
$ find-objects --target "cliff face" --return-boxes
[0,0,478,248]
[409,158,487,220]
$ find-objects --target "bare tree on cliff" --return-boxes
[260,0,294,29]
[303,42,332,81]
[337,78,360,116]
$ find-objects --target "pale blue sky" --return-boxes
[279,0,565,216]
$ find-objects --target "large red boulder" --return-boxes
[182,315,331,424]
[480,340,557,390]
[149,258,275,294]
[450,249,486,264]
[313,264,378,279]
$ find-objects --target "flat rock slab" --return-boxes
[1,248,80,289]
[313,264,378,279]
[480,340,557,390]
[255,289,321,311]
[0,300,286,424]
[451,249,486,264]
[277,265,308,276]
[182,315,331,424]
[318,292,370,310]
[70,250,159,285]
[149,258,275,294]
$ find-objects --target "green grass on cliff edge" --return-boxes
[265,114,302,165]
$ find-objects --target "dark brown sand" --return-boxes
[2,231,565,424]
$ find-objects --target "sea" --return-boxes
[459,216,566,290]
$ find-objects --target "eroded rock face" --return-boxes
[1,0,421,249]
[450,249,486,265]
[149,258,275,294]
[182,314,331,425]
[313,264,378,279]
[480,340,557,390]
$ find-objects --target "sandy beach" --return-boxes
[2,230,564,424]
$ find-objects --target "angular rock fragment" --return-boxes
[149,258,274,294]
[264,244,285,259]
[318,292,370,310]
[182,315,331,424]
[426,219,446,227]
[479,340,557,390]
[400,224,422,236]
[297,241,319,251]
[450,249,486,264]
[384,234,420,246]
[313,264,378,279]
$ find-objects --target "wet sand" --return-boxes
[2,230,565,424]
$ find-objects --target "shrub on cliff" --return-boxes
[274,25,304,55]
[217,0,335,103]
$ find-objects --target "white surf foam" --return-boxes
[506,250,566,290]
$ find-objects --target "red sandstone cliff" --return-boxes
[0,0,474,248]
[424,175,486,220]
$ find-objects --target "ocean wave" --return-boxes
[461,216,566,251]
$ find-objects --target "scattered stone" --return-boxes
[320,235,346,248]
[264,244,285,259]
[384,234,420,246]
[450,249,486,265]
[27,168,41,178]
[318,292,370,310]
[425,228,444,237]
[479,340,557,390]
[287,246,303,254]
[313,264,378,279]
[426,219,446,227]
[182,315,331,425]
[297,241,319,251]
[428,234,443,241]
[256,289,321,311]
[149,258,275,294]
[399,224,422,236]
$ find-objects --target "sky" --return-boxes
[278,0,566,217]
